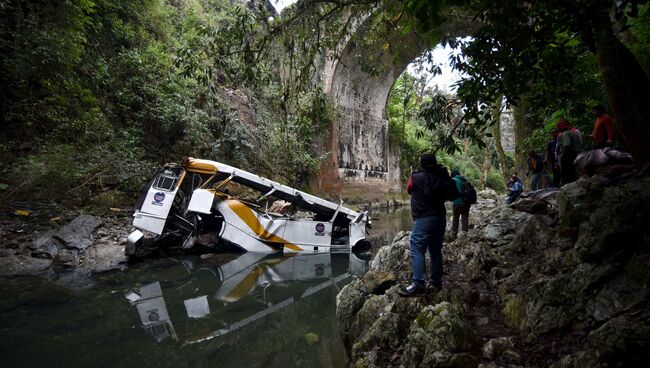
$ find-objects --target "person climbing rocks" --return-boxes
[526,150,544,190]
[450,170,471,240]
[556,118,583,185]
[399,153,459,297]
[505,173,522,204]
[545,128,561,187]
[591,104,616,149]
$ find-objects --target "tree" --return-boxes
[404,0,650,166]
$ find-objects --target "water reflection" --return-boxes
[0,207,409,368]
[126,252,370,345]
[367,206,412,249]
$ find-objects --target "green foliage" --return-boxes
[0,0,288,203]
[387,71,507,191]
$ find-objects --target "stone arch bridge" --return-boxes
[309,11,469,199]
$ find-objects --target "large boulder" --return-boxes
[55,214,103,250]
[401,302,479,367]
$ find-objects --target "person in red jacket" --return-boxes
[591,105,616,148]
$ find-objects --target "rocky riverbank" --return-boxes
[0,209,132,288]
[336,172,650,367]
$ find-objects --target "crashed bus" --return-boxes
[126,158,371,256]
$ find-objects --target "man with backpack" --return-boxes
[399,153,459,297]
[450,170,476,240]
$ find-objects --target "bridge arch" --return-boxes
[314,12,471,198]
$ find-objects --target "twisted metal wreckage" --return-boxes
[126,158,372,256]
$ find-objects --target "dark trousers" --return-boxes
[452,204,470,237]
[551,166,561,187]
[560,151,578,185]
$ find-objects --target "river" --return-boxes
[0,207,412,368]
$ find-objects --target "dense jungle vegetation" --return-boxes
[1,0,650,205]
[0,0,328,204]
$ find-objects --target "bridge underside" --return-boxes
[314,23,431,199]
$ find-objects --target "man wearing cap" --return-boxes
[399,153,459,297]
[556,118,583,185]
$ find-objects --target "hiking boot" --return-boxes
[398,283,425,297]
[427,280,443,290]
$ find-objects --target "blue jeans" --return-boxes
[409,216,446,288]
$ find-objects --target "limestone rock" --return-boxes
[585,312,650,366]
[370,234,410,274]
[482,337,515,359]
[351,312,401,360]
[401,302,479,367]
[361,270,396,295]
[350,295,390,343]
[478,188,498,200]
[56,214,103,250]
[81,243,127,273]
[337,280,368,350]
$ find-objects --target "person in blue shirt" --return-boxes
[505,173,523,204]
[450,170,471,240]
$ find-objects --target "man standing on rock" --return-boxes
[399,153,459,297]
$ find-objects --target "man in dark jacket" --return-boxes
[399,153,459,297]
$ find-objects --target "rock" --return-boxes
[55,214,103,250]
[81,243,127,272]
[336,280,368,350]
[351,312,401,360]
[421,351,480,368]
[0,255,51,276]
[482,336,515,359]
[510,198,549,214]
[0,248,16,256]
[350,295,390,344]
[268,200,294,214]
[585,312,650,366]
[361,270,396,295]
[550,350,600,368]
[55,249,80,269]
[352,350,382,368]
[30,233,62,259]
[401,302,479,367]
[478,188,499,200]
[369,235,410,275]
[336,173,650,367]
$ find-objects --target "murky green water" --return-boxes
[0,207,412,368]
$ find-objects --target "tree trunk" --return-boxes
[593,19,650,167]
[477,142,492,190]
[513,97,533,176]
[491,96,510,181]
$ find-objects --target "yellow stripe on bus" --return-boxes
[225,199,303,252]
